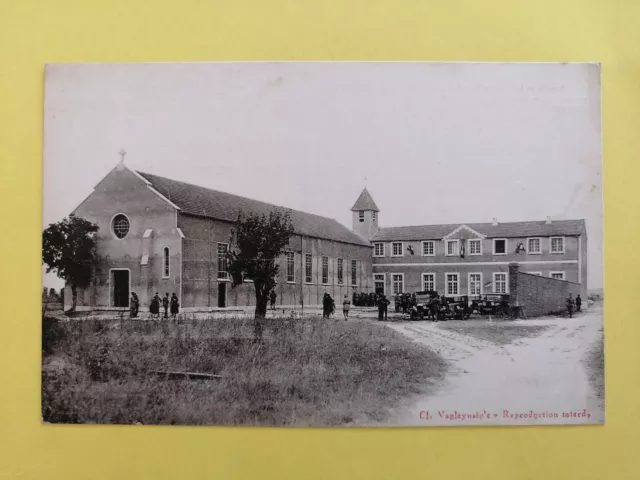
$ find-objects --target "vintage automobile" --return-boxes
[409,290,439,320]
[440,295,473,320]
[472,294,511,317]
[409,292,472,320]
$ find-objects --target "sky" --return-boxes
[42,62,603,290]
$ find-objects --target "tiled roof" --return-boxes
[371,220,586,241]
[137,172,371,247]
[350,188,380,212]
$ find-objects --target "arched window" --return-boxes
[112,214,130,239]
[163,247,170,278]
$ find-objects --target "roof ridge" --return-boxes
[377,219,581,229]
[137,171,343,222]
[135,171,371,247]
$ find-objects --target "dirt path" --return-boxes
[385,307,605,426]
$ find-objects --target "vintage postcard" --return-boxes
[41,62,603,427]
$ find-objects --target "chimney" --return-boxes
[492,217,498,226]
[546,216,552,224]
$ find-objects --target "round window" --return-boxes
[112,214,130,239]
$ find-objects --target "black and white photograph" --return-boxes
[41,62,603,427]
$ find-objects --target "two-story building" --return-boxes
[350,189,588,300]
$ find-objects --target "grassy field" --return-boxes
[42,315,447,426]
[437,321,551,346]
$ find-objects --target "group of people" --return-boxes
[129,292,180,319]
[351,292,379,307]
[320,292,391,321]
[394,292,418,314]
[566,293,582,318]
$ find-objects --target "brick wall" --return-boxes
[509,263,581,317]
[178,213,373,309]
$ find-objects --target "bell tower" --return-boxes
[351,188,380,241]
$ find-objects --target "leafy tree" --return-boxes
[227,209,295,338]
[42,215,99,312]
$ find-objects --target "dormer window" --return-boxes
[359,211,364,222]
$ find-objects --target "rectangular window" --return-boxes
[305,254,313,283]
[163,247,170,278]
[392,274,404,294]
[322,256,329,284]
[550,237,565,254]
[494,273,507,294]
[359,211,364,222]
[286,252,295,282]
[469,273,482,296]
[468,239,482,255]
[527,237,541,254]
[351,260,357,285]
[493,239,507,255]
[217,243,229,280]
[422,273,435,292]
[550,271,565,280]
[391,242,403,257]
[446,239,459,256]
[446,273,459,296]
[373,211,377,222]
[422,241,434,256]
[337,258,343,285]
[373,243,385,257]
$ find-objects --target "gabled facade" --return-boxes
[66,162,373,311]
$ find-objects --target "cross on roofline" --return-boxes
[118,148,127,163]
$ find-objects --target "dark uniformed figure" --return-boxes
[170,293,179,319]
[269,290,277,310]
[129,292,139,318]
[322,293,335,319]
[150,293,160,318]
[566,294,575,318]
[394,294,401,313]
[378,295,390,321]
[575,294,582,312]
[162,292,170,318]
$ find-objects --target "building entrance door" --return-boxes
[218,282,227,308]
[374,274,385,295]
[112,270,129,307]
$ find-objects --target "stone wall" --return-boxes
[509,263,581,317]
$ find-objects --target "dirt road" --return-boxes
[385,306,605,426]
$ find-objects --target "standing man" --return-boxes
[269,290,277,310]
[162,292,170,319]
[575,294,582,313]
[129,292,139,318]
[342,294,351,320]
[378,295,390,321]
[566,293,575,318]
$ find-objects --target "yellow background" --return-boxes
[0,1,637,478]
